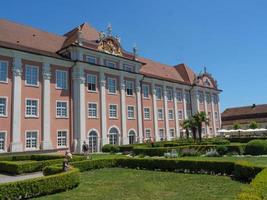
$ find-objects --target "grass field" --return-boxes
[34,168,244,200]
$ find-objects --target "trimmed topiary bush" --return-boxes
[216,145,228,156]
[245,140,267,155]
[102,144,120,153]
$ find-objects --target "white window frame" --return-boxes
[159,128,165,140]
[0,97,8,117]
[25,130,38,150]
[155,86,162,100]
[166,88,173,101]
[109,104,118,119]
[57,130,68,148]
[87,74,97,92]
[142,84,149,99]
[157,108,164,120]
[127,105,135,119]
[176,90,183,102]
[168,109,174,120]
[88,102,98,118]
[198,91,204,104]
[107,77,117,94]
[106,60,116,68]
[123,64,134,72]
[145,128,151,139]
[144,107,151,120]
[56,70,68,90]
[169,128,175,139]
[25,98,39,118]
[56,100,68,118]
[215,111,218,121]
[0,60,8,83]
[178,110,183,120]
[206,93,211,104]
[125,80,134,96]
[25,65,39,87]
[86,55,97,64]
[0,131,7,152]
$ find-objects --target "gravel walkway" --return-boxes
[0,172,43,183]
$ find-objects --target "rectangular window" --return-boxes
[26,99,38,117]
[106,61,116,68]
[0,132,5,151]
[56,70,67,89]
[142,84,149,98]
[0,98,7,117]
[57,131,67,147]
[176,90,183,102]
[202,127,206,134]
[86,56,97,64]
[108,78,116,94]
[88,103,97,118]
[145,129,151,139]
[144,108,150,120]
[155,86,162,100]
[123,64,134,72]
[169,129,175,138]
[198,91,204,104]
[178,110,183,120]
[159,129,164,140]
[109,104,117,118]
[206,93,211,104]
[157,108,164,120]
[186,110,192,118]
[126,81,134,96]
[25,131,37,149]
[56,101,68,118]
[127,106,135,119]
[166,88,173,101]
[0,61,8,82]
[185,91,191,103]
[215,112,218,120]
[25,65,38,86]
[168,109,174,120]
[213,94,218,104]
[87,74,97,92]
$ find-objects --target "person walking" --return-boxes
[82,141,90,159]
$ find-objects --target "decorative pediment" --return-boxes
[97,37,122,56]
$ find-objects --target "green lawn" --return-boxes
[35,168,244,200]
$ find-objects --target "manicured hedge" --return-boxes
[102,144,120,153]
[0,154,64,161]
[0,168,80,200]
[236,168,267,200]
[72,158,117,172]
[228,137,267,143]
[43,164,63,176]
[0,155,86,175]
[234,161,263,182]
[245,140,267,155]
[132,144,245,157]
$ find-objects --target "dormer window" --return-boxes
[204,79,211,86]
[106,60,116,68]
[86,55,97,64]
[123,64,134,72]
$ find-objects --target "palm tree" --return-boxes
[194,112,209,143]
[181,119,191,139]
[189,117,198,141]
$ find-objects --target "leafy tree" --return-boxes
[188,117,198,141]
[233,123,241,130]
[249,121,258,129]
[193,112,209,143]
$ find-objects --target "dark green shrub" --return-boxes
[71,158,117,172]
[118,145,134,153]
[43,165,63,176]
[234,161,263,182]
[180,148,200,157]
[0,168,80,199]
[216,145,228,156]
[245,140,267,155]
[228,137,267,143]
[102,144,119,153]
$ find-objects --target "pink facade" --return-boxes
[0,19,222,153]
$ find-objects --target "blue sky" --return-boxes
[1,0,267,111]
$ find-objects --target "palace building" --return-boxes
[0,19,222,153]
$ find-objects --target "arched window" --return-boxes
[109,127,119,145]
[88,131,98,153]
[128,130,136,144]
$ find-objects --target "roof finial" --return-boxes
[107,23,112,36]
[77,25,83,46]
[204,66,207,73]
[133,43,138,60]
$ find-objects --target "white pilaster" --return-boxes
[217,95,222,129]
[120,74,127,145]
[204,92,210,136]
[41,63,53,149]
[136,80,143,143]
[191,88,199,115]
[163,86,170,140]
[182,89,188,120]
[72,64,86,153]
[152,83,159,141]
[100,71,107,146]
[11,56,23,152]
[211,94,217,137]
[173,88,180,138]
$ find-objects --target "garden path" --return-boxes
[0,172,43,183]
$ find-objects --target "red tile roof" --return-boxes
[0,19,218,89]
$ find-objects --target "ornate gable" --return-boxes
[97,37,122,56]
